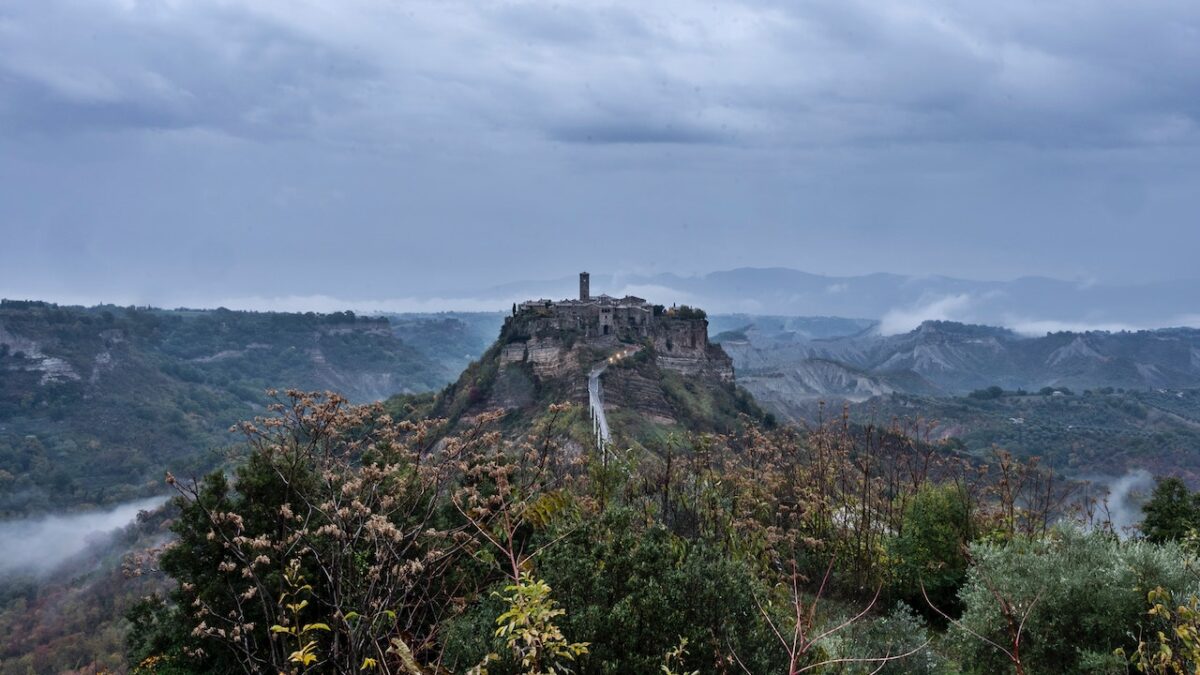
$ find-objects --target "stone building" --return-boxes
[512,273,656,340]
[501,272,734,382]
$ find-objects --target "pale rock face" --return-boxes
[89,350,115,385]
[35,357,81,385]
[652,321,734,382]
[499,343,526,365]
[0,323,82,385]
[1046,336,1105,367]
[525,337,570,378]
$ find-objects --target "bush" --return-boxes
[888,484,973,619]
[443,509,783,674]
[835,603,945,675]
[968,386,1005,400]
[952,528,1197,675]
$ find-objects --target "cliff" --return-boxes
[418,303,761,448]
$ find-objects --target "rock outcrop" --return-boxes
[432,284,758,441]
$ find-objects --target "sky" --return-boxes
[1,0,1198,310]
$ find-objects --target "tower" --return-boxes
[579,271,590,301]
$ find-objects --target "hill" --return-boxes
[0,301,466,515]
[835,388,1200,481]
[722,320,1200,415]
[384,311,505,382]
[397,285,766,451]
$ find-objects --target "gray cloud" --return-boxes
[0,0,374,138]
[550,121,726,145]
[0,0,1198,306]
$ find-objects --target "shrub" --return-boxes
[443,509,782,674]
[888,484,973,619]
[834,603,945,675]
[952,528,1197,675]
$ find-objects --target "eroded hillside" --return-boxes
[0,301,469,514]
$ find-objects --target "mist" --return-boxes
[0,496,168,577]
[1087,470,1155,538]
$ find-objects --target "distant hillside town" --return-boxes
[502,272,731,380]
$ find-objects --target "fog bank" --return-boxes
[0,496,168,576]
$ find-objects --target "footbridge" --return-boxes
[587,346,639,456]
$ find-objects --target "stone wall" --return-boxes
[503,312,733,384]
[652,319,735,381]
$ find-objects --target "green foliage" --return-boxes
[0,303,456,515]
[665,306,707,320]
[1142,477,1200,543]
[485,574,590,675]
[657,369,766,435]
[835,603,945,675]
[969,385,1006,400]
[659,636,699,675]
[855,389,1200,479]
[11,328,1194,675]
[126,596,197,675]
[889,484,974,618]
[444,509,784,674]
[953,528,1198,674]
[1119,587,1200,674]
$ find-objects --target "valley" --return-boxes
[3,296,1200,673]
[0,302,501,515]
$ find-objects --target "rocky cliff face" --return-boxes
[433,308,756,440]
[497,315,733,387]
[499,335,581,380]
[651,319,735,381]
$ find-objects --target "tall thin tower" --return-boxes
[579,271,590,301]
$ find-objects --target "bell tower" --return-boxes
[579,271,590,301]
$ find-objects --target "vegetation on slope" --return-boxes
[846,388,1200,479]
[388,324,769,459]
[115,390,1200,675]
[0,301,461,515]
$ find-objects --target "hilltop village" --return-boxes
[500,272,733,381]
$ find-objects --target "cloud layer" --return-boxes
[1,1,1198,304]
[0,496,167,576]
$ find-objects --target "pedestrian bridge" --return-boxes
[587,346,639,456]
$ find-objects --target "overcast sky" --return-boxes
[1,0,1198,310]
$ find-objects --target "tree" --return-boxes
[444,509,783,674]
[1142,477,1200,543]
[969,386,1005,400]
[950,529,1194,674]
[136,391,477,673]
[889,484,973,618]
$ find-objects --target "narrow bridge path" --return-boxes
[587,346,640,455]
[588,362,611,446]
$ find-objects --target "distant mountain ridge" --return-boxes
[719,319,1200,420]
[448,267,1200,331]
